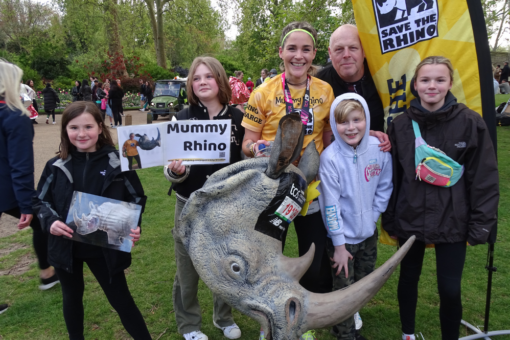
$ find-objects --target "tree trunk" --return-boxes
[105,0,129,78]
[155,0,167,69]
[493,0,509,51]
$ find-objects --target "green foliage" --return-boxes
[30,42,71,80]
[215,54,246,77]
[140,63,176,81]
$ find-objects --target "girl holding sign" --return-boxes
[164,56,245,340]
[382,56,499,340]
[33,101,151,340]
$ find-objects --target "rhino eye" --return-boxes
[231,263,241,273]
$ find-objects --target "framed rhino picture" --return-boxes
[117,121,231,172]
[65,192,142,253]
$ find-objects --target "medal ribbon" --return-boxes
[281,73,311,126]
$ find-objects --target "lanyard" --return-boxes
[281,73,311,126]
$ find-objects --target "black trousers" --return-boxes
[289,211,332,294]
[32,99,39,112]
[46,109,55,121]
[54,256,151,340]
[127,155,142,170]
[398,239,466,339]
[1,207,50,270]
[112,107,122,126]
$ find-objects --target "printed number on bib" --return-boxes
[275,196,301,223]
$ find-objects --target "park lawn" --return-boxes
[1,130,509,339]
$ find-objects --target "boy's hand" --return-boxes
[50,221,74,238]
[369,130,391,152]
[331,244,353,278]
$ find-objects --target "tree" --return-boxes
[492,0,509,51]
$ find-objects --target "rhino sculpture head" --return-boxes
[178,113,414,339]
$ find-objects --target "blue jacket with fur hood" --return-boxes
[318,93,393,246]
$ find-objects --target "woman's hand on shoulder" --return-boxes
[369,130,391,152]
[50,220,74,238]
[167,160,186,175]
[130,226,141,246]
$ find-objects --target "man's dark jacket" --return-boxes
[0,102,35,214]
[316,60,385,132]
[42,85,60,111]
[33,146,146,277]
[382,93,499,245]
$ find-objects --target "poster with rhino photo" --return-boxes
[117,121,231,171]
[65,192,142,253]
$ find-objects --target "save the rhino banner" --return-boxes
[353,0,496,131]
[117,121,231,172]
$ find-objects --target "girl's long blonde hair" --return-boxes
[0,59,29,116]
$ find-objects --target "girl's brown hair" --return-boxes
[414,56,454,84]
[186,56,231,106]
[279,21,318,75]
[334,99,366,123]
[58,101,114,159]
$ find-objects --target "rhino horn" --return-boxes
[266,114,304,179]
[297,141,319,184]
[279,243,315,281]
[304,236,415,330]
[73,210,82,227]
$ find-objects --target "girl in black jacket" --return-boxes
[382,56,499,340]
[42,83,60,124]
[33,101,151,340]
[165,57,245,340]
[108,81,124,127]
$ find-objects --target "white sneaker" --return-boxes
[402,334,416,340]
[183,331,208,340]
[52,121,56,125]
[354,311,362,330]
[213,321,241,339]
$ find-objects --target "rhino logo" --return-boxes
[373,0,438,53]
[178,113,415,339]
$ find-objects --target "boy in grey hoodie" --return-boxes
[318,93,393,340]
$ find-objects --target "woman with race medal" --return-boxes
[242,22,335,340]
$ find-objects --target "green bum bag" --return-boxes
[413,120,464,187]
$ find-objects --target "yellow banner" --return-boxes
[353,0,482,130]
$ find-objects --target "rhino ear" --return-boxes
[266,113,304,179]
[298,141,320,184]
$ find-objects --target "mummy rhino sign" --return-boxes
[177,114,415,339]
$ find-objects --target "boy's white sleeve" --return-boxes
[372,151,393,223]
[318,159,345,246]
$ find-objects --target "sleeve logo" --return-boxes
[325,205,340,231]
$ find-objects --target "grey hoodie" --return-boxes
[318,93,393,246]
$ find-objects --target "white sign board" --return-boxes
[117,121,231,172]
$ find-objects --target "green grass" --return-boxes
[1,134,510,339]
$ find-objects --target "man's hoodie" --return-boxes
[318,93,393,246]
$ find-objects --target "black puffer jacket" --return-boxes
[382,93,499,245]
[81,80,92,101]
[33,146,147,277]
[42,84,60,111]
[168,103,245,200]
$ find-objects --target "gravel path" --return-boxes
[0,110,169,237]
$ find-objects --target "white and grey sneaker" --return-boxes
[39,274,60,290]
[0,304,8,315]
[213,321,241,339]
[354,311,363,330]
[183,331,208,340]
